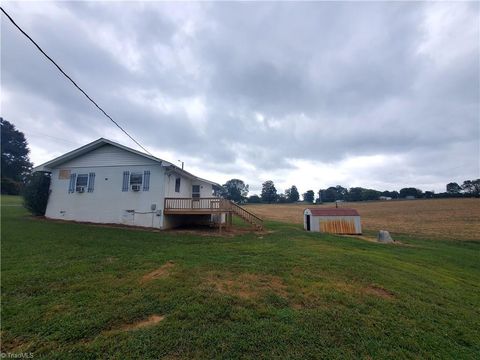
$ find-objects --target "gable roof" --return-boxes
[33,138,221,187]
[306,208,360,216]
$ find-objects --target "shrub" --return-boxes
[23,172,51,216]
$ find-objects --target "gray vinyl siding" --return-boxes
[60,144,158,168]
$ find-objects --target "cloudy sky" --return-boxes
[2,1,479,195]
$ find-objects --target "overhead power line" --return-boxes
[0,6,153,156]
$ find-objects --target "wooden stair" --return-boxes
[228,201,264,230]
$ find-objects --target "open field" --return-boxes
[1,196,480,358]
[245,198,480,241]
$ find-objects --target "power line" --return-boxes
[0,6,153,156]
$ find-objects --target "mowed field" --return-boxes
[2,196,480,359]
[245,198,480,241]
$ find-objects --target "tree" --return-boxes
[221,179,249,203]
[303,190,315,203]
[399,187,423,198]
[334,185,348,201]
[462,179,480,196]
[346,187,361,202]
[261,180,277,203]
[362,189,381,201]
[1,118,32,194]
[247,195,262,203]
[381,190,399,199]
[23,172,51,216]
[473,179,480,196]
[319,187,337,202]
[424,191,435,199]
[446,182,462,194]
[285,185,300,202]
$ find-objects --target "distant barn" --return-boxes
[304,208,362,235]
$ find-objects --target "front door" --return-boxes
[306,215,311,231]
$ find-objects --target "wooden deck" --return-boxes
[163,197,264,230]
[163,197,230,215]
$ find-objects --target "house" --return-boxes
[33,138,262,230]
[304,208,362,234]
[379,196,392,200]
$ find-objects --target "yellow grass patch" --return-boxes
[141,261,175,283]
[116,315,165,331]
[204,272,288,299]
[245,199,480,241]
[363,285,395,299]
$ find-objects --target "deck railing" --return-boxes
[164,197,229,211]
[228,201,263,229]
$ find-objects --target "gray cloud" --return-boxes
[1,1,478,193]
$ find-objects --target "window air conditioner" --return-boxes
[131,184,141,192]
[76,186,85,193]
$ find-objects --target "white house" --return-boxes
[33,138,262,230]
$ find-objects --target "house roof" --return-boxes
[306,208,360,216]
[33,138,221,187]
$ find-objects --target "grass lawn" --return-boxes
[1,196,479,359]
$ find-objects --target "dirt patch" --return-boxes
[117,315,165,331]
[341,235,378,243]
[81,314,165,345]
[141,261,175,283]
[1,336,36,353]
[340,234,408,245]
[363,285,395,299]
[204,272,288,299]
[31,217,268,237]
[165,226,272,238]
[332,282,395,300]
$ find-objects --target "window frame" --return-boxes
[129,172,143,186]
[192,185,200,198]
[76,174,89,187]
[175,177,181,193]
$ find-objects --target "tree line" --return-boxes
[220,179,480,204]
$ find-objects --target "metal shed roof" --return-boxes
[307,208,360,216]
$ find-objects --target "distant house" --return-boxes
[379,196,392,201]
[33,138,262,230]
[304,208,362,235]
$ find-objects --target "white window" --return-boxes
[76,174,88,187]
[130,173,143,185]
[192,185,200,198]
[70,173,95,193]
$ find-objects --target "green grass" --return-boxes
[1,196,479,359]
[1,195,23,206]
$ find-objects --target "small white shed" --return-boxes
[304,208,362,235]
